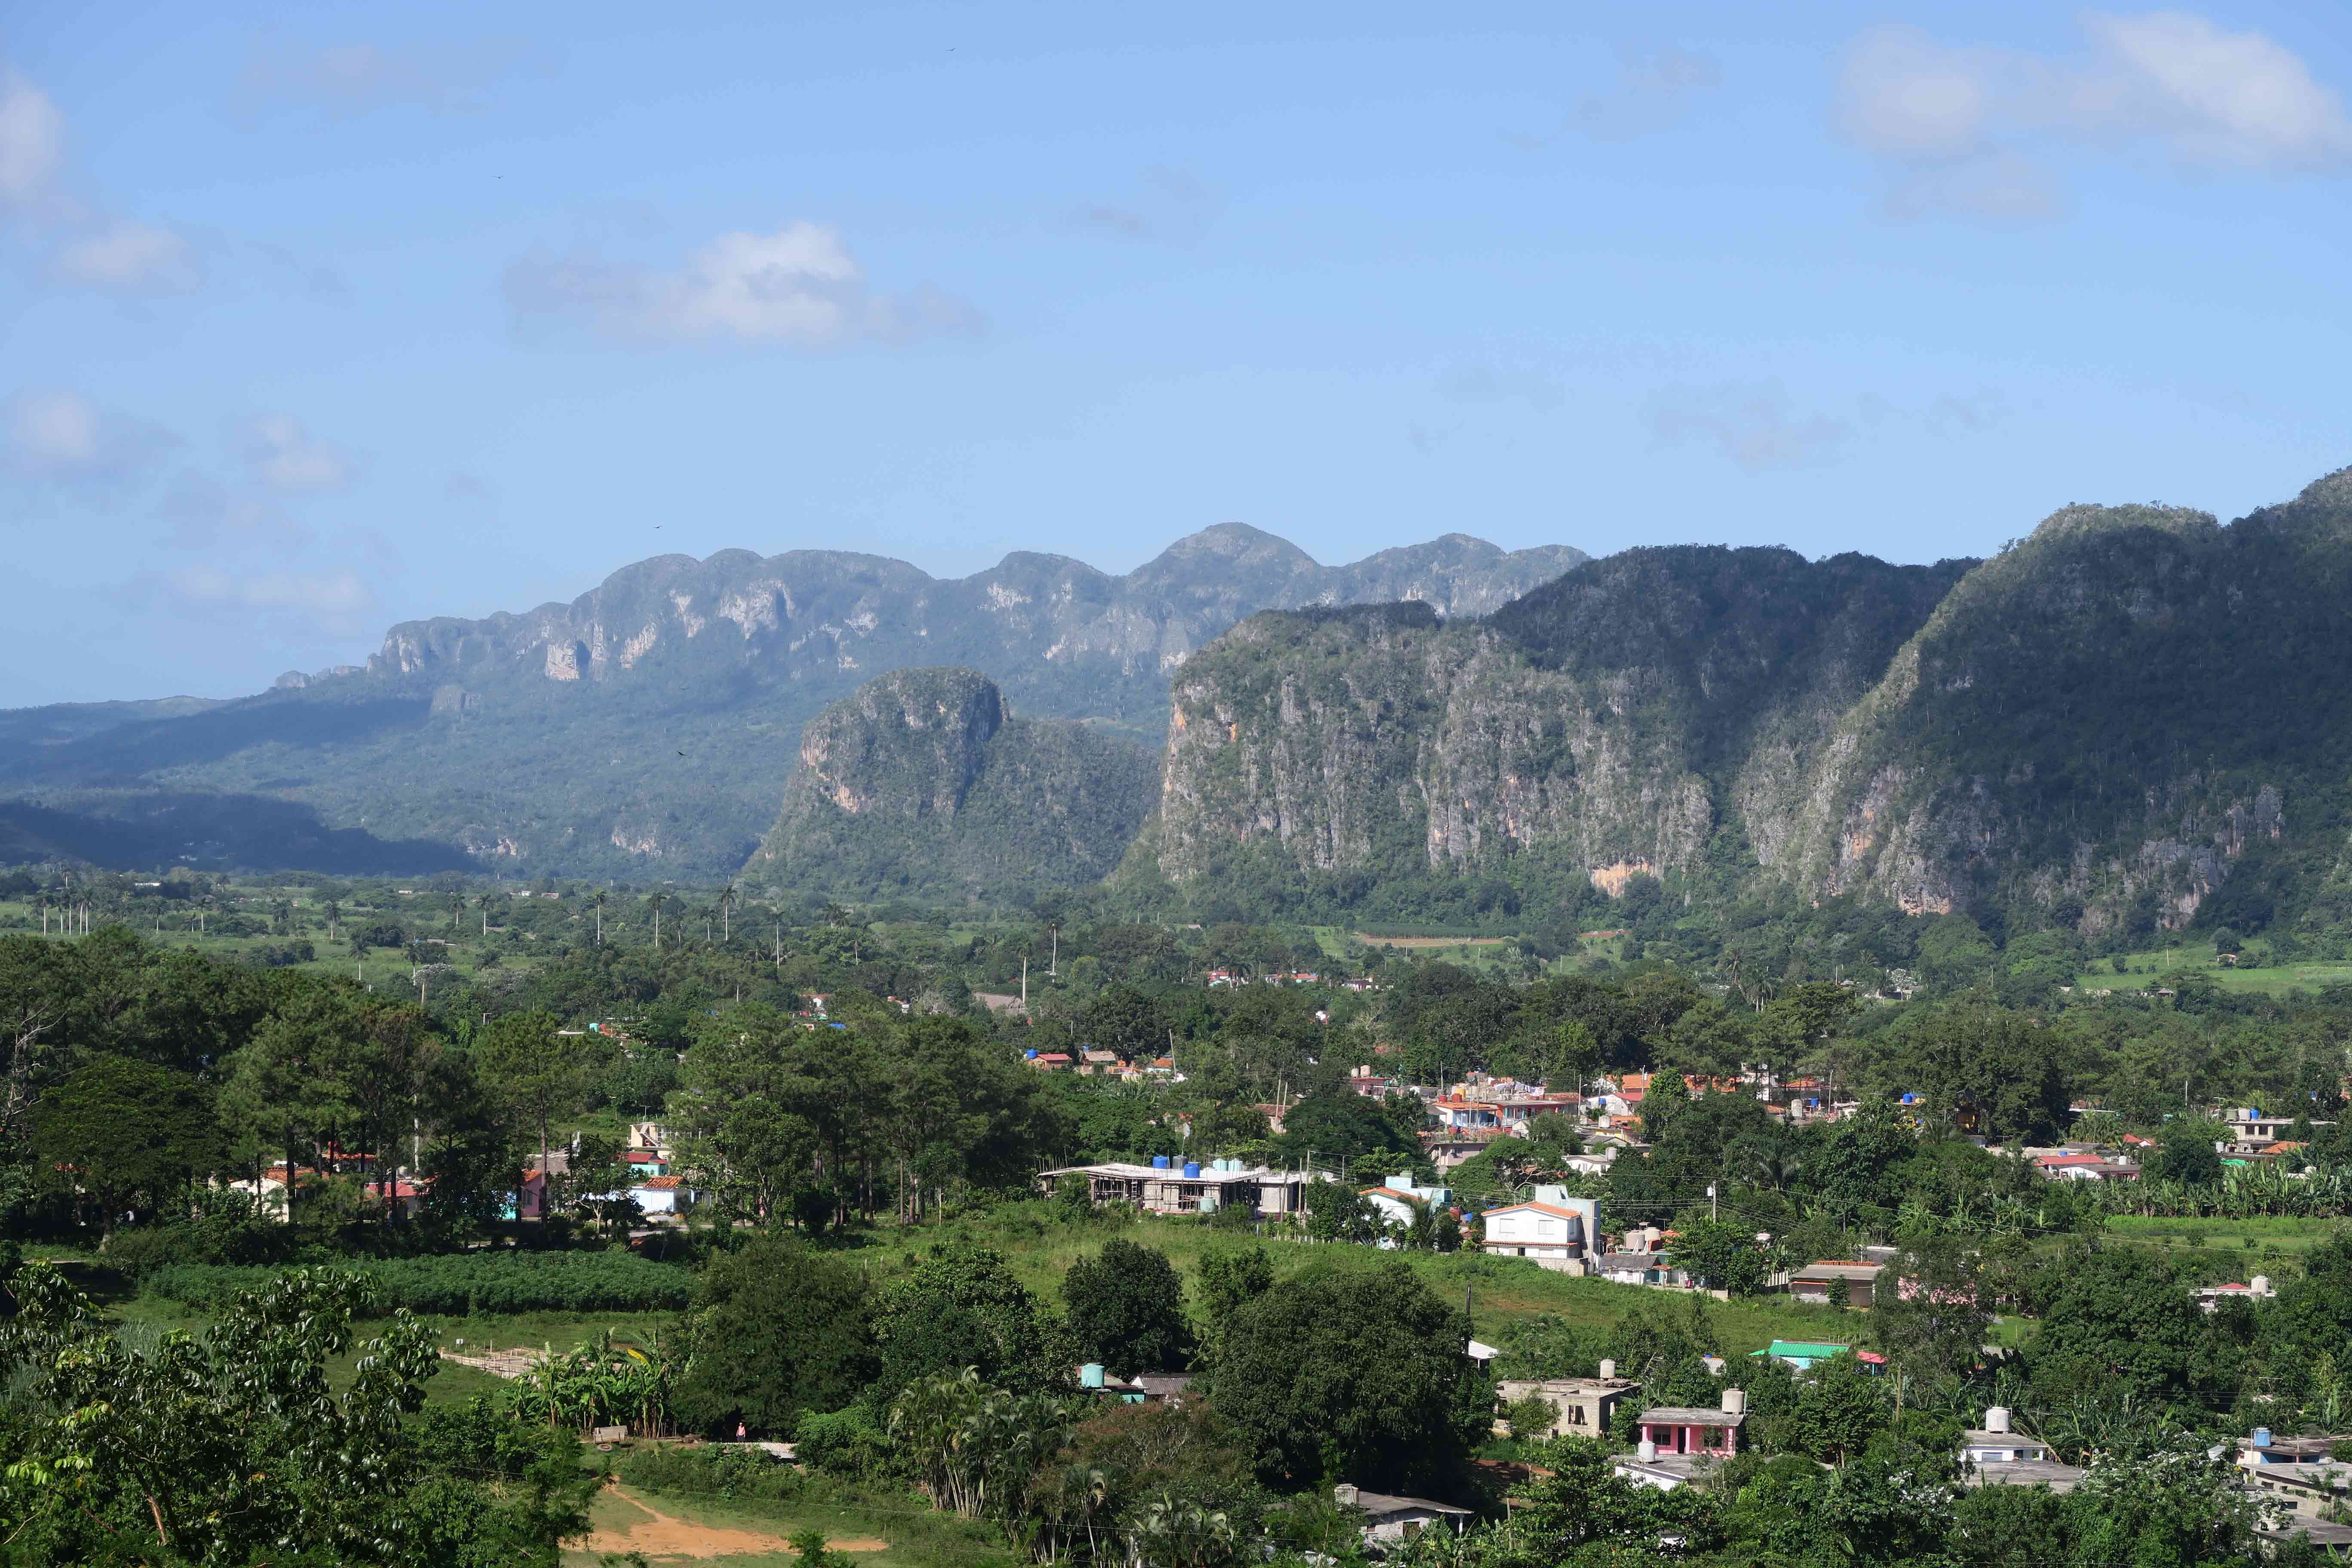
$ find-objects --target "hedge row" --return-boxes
[143,1250,695,1316]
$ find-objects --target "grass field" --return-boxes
[2100,1214,2343,1266]
[2084,939,2352,998]
[847,1202,1865,1354]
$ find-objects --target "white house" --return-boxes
[1479,1195,1599,1273]
[1360,1173,1450,1231]
[629,1174,701,1217]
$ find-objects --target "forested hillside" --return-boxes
[0,527,1580,883]
[1127,464,2352,953]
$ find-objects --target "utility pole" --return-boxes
[1050,921,1059,979]
[1020,957,1028,1013]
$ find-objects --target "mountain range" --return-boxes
[21,462,2352,953]
[0,525,1586,882]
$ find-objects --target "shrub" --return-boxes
[794,1405,894,1479]
[143,1249,693,1316]
[615,1445,806,1501]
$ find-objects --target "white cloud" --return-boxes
[504,222,982,347]
[1,58,207,294]
[1644,382,1850,473]
[236,37,536,119]
[1838,13,2352,224]
[2,388,177,484]
[0,64,64,206]
[2074,12,2352,171]
[51,217,203,292]
[243,414,354,492]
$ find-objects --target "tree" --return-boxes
[1872,1237,1994,1386]
[221,984,365,1226]
[1786,1352,1889,1464]
[1065,1238,1194,1376]
[1206,1260,1482,1493]
[31,1057,221,1241]
[2149,1117,2223,1186]
[473,1009,608,1224]
[0,1261,593,1564]
[871,1244,1068,1401]
[2023,1244,2205,1407]
[1670,1217,1768,1295]
[1194,1244,1274,1345]
[671,1237,876,1438]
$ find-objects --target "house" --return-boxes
[1637,1390,1747,1461]
[2037,1152,2139,1182]
[1961,1408,2057,1466]
[1037,1160,1312,1218]
[1423,1131,1507,1171]
[627,1121,672,1154]
[631,1174,699,1217]
[1495,1365,1642,1437]
[1332,1484,1472,1545]
[2214,1107,2333,1152]
[2195,1276,2276,1312]
[1026,1051,1073,1070]
[1787,1261,1883,1308]
[1361,1174,1449,1231]
[1480,1197,1599,1273]
[622,1148,669,1177]
[1749,1341,1886,1374]
[1078,1050,1121,1074]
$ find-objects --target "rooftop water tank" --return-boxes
[1025,1048,1038,1059]
[1637,1438,1657,1461]
[1599,1359,1617,1380]
[1183,1161,1201,1178]
[2254,1427,2274,1449]
[1152,1155,1170,1170]
[1080,1363,1105,1389]
[1985,1407,2012,1434]
[1721,1387,1747,1416]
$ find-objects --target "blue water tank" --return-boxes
[1152,1155,1170,1169]
[1183,1161,1201,1178]
[1025,1048,1038,1059]
[2254,1427,2274,1449]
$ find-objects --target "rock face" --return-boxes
[747,668,1160,903]
[1134,549,1968,900]
[1134,466,2352,940]
[368,524,1587,739]
[0,524,1583,881]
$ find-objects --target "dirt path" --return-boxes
[582,1483,888,1560]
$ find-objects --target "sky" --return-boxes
[3,2,2349,707]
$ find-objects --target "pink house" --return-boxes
[1637,1390,1747,1457]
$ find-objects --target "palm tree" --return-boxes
[718,883,736,944]
[649,890,665,950]
[590,889,606,946]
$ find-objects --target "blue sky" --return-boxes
[3,2,2349,705]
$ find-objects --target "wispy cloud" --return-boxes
[0,56,205,294]
[1578,46,1722,142]
[2,389,178,488]
[51,217,204,292]
[1071,166,1219,244]
[0,65,65,209]
[1645,382,1850,473]
[235,36,540,119]
[1439,364,1565,413]
[503,222,983,348]
[1838,12,2352,224]
[243,414,355,493]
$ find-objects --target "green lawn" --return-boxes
[2100,1214,2341,1266]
